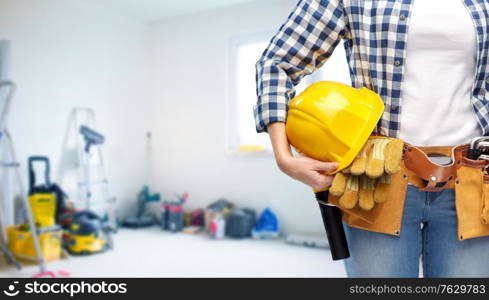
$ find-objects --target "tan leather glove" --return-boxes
[337,175,359,209]
[330,136,404,211]
[374,173,392,204]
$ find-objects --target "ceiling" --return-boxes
[84,0,261,23]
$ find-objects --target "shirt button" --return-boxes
[394,60,402,67]
[400,14,406,21]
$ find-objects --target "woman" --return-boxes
[254,0,489,277]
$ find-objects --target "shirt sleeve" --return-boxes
[254,0,349,133]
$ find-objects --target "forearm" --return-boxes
[267,122,293,170]
[267,122,337,190]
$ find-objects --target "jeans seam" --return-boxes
[421,191,428,222]
[423,223,430,277]
[417,222,423,278]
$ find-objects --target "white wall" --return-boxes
[1,0,348,237]
[0,0,151,219]
[148,0,334,236]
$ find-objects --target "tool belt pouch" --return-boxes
[403,144,489,240]
[454,147,489,240]
[333,164,409,236]
[329,141,489,239]
[328,136,409,236]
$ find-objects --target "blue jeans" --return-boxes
[344,185,489,277]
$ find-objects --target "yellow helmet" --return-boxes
[286,81,384,174]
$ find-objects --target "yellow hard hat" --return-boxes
[286,81,384,174]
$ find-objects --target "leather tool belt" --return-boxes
[329,142,489,240]
[403,144,489,192]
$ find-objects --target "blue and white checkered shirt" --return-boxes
[254,0,489,138]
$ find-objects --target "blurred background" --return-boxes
[0,0,351,277]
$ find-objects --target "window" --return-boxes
[227,33,351,154]
[234,39,271,153]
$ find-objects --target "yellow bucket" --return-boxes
[7,225,62,262]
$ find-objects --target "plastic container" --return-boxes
[225,209,256,239]
[209,215,225,239]
[7,225,62,262]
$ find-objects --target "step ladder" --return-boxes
[69,108,116,229]
[0,81,46,273]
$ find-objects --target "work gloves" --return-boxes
[330,137,404,211]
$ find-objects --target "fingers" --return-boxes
[293,155,339,173]
[314,161,339,173]
[350,157,367,175]
[351,140,373,175]
[310,173,335,191]
[280,156,339,191]
[327,137,403,211]
[330,172,348,196]
[374,173,391,204]
[366,139,390,178]
[359,176,375,210]
[384,139,404,174]
[339,175,359,209]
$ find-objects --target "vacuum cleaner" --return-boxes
[122,186,160,228]
[62,210,113,255]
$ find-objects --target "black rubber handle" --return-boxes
[28,156,51,192]
[315,191,350,260]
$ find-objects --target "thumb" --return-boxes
[315,162,339,172]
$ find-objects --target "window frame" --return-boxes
[225,31,276,156]
[225,31,350,156]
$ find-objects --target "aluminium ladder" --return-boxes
[58,107,117,231]
[0,81,46,273]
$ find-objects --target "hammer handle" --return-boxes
[315,191,350,260]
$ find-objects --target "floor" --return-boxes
[1,227,346,277]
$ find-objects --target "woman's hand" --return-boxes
[277,155,338,191]
[267,122,338,191]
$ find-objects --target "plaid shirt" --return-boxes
[254,0,489,138]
